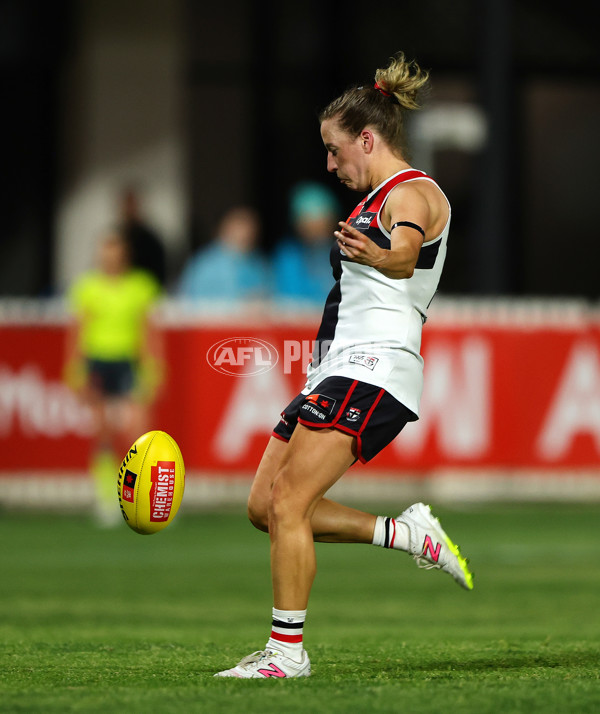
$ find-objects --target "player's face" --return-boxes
[99,234,129,275]
[320,119,369,192]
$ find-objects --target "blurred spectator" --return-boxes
[272,182,340,306]
[64,230,164,526]
[177,206,270,301]
[120,186,168,287]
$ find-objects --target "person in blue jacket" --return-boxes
[178,206,270,302]
[273,182,341,307]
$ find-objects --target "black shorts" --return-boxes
[86,358,137,397]
[272,376,417,463]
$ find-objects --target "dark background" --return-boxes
[1,0,598,297]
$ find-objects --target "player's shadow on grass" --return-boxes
[377,649,599,678]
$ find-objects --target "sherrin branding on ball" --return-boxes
[117,430,185,535]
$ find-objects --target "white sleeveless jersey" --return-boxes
[304,169,451,417]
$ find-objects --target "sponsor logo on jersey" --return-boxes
[150,461,176,522]
[349,353,379,370]
[122,469,137,503]
[345,407,361,423]
[353,212,376,229]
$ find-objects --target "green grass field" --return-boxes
[1,503,599,713]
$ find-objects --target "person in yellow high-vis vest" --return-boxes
[64,229,164,526]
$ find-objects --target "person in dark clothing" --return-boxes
[120,187,168,287]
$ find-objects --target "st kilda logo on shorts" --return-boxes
[345,407,362,423]
[206,337,279,377]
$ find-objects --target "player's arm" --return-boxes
[136,308,166,404]
[334,183,430,279]
[63,313,88,393]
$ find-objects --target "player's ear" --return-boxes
[360,129,375,154]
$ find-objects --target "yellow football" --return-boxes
[117,430,185,535]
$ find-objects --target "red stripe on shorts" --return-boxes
[271,431,289,443]
[358,388,386,435]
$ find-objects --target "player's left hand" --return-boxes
[63,357,88,394]
[334,221,386,268]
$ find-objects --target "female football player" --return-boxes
[215,52,473,678]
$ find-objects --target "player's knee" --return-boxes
[247,493,269,532]
[268,470,306,526]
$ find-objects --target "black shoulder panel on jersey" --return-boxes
[312,281,341,367]
[415,239,441,269]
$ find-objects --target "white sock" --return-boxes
[266,608,306,661]
[372,515,410,551]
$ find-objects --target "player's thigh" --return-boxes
[271,424,356,520]
[247,436,289,528]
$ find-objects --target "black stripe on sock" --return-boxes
[384,517,391,548]
[272,619,304,629]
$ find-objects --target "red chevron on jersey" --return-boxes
[347,169,432,224]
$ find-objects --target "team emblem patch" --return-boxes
[345,407,362,423]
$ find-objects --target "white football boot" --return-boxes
[397,502,474,590]
[214,649,311,679]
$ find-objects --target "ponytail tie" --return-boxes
[374,81,391,97]
[374,81,400,104]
